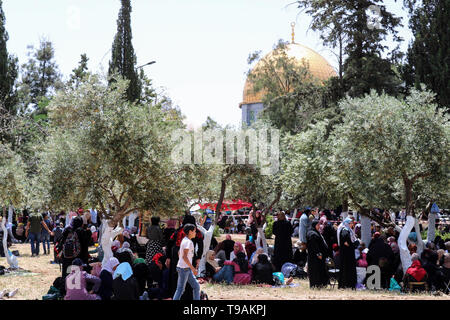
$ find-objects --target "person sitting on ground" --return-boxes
[252,253,274,285]
[442,253,450,294]
[117,241,135,263]
[205,250,221,279]
[230,241,247,261]
[213,241,227,266]
[222,234,235,260]
[112,262,140,300]
[209,250,234,285]
[250,248,265,266]
[356,243,368,268]
[64,258,101,300]
[148,253,170,300]
[133,257,151,297]
[293,241,308,268]
[245,240,257,260]
[403,253,428,291]
[224,251,252,285]
[421,249,445,291]
[97,257,120,300]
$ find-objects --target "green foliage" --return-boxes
[281,120,341,209]
[69,53,90,88]
[247,41,330,135]
[213,225,221,238]
[421,229,450,242]
[333,89,449,212]
[17,37,62,114]
[38,74,187,220]
[0,144,26,206]
[296,0,403,98]
[405,0,450,108]
[264,214,274,239]
[108,0,141,102]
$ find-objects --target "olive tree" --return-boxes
[39,74,188,264]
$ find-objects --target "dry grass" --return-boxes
[1,239,449,300]
[0,243,60,300]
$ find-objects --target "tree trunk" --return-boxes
[404,178,414,216]
[360,214,372,247]
[197,223,215,277]
[414,218,424,256]
[215,179,227,224]
[256,227,268,254]
[100,219,123,266]
[427,212,436,243]
[1,217,18,269]
[398,215,415,274]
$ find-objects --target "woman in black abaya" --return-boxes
[306,219,329,288]
[337,217,357,289]
[272,212,293,271]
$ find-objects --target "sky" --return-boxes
[4,0,412,128]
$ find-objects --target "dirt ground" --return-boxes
[1,237,449,300]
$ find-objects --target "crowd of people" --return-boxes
[1,205,449,300]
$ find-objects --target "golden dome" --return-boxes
[240,43,337,107]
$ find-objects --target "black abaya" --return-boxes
[338,229,357,289]
[272,220,293,271]
[306,229,329,288]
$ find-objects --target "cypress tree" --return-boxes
[108,0,141,102]
[406,0,450,109]
[0,0,18,113]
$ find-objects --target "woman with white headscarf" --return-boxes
[337,217,357,289]
[97,257,120,300]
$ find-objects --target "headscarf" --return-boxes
[152,253,164,265]
[443,253,450,269]
[245,240,256,258]
[319,215,328,234]
[406,260,427,282]
[182,214,196,226]
[123,230,131,239]
[111,240,120,250]
[337,217,356,246]
[102,257,120,274]
[113,262,133,281]
[251,248,264,265]
[388,236,399,254]
[233,242,244,255]
[133,258,146,265]
[166,219,177,229]
[90,226,97,233]
[206,250,219,269]
[225,234,232,241]
[408,232,417,243]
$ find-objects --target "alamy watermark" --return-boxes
[170,128,280,175]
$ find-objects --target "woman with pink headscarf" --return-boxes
[230,241,246,261]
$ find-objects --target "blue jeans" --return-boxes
[41,233,50,254]
[213,265,234,284]
[173,267,200,300]
[29,232,41,255]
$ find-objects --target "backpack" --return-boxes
[63,231,81,259]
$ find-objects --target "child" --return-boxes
[173,224,200,300]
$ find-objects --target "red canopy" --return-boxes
[199,199,252,212]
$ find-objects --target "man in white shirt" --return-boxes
[173,224,201,300]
